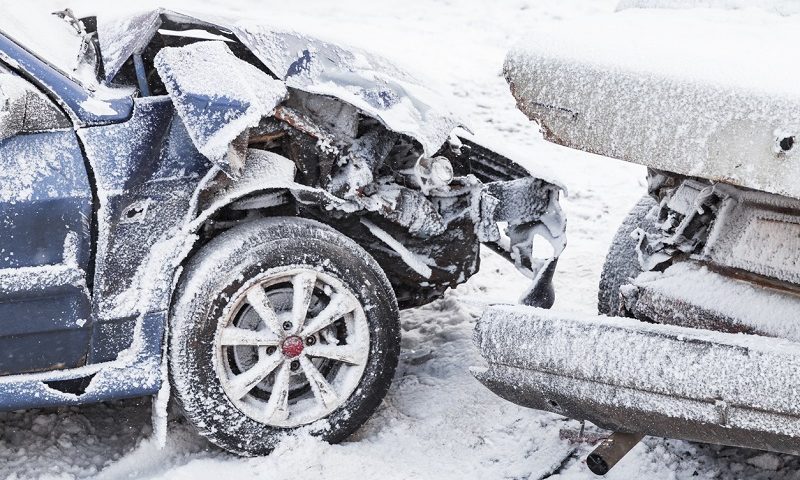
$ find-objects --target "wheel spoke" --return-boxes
[304,343,367,366]
[246,288,283,337]
[290,271,317,334]
[263,361,292,423]
[299,356,339,410]
[227,352,283,400]
[219,326,280,347]
[300,293,358,337]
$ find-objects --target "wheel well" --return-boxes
[187,190,456,309]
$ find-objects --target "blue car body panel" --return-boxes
[0,32,173,404]
[0,24,229,409]
[78,97,211,363]
[0,11,561,415]
[0,128,93,375]
[0,311,164,410]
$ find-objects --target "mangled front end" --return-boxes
[101,10,566,310]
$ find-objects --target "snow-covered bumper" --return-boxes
[473,306,800,455]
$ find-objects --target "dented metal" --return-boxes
[473,8,800,473]
[96,9,463,156]
[0,7,566,414]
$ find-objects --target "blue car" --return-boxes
[0,8,564,454]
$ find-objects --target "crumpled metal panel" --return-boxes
[153,41,288,176]
[229,25,463,155]
[95,9,463,155]
[97,10,163,82]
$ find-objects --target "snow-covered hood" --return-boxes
[96,9,463,156]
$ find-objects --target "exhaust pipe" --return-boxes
[473,306,800,461]
[586,432,644,475]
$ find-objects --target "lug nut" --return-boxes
[282,321,293,331]
[290,360,300,371]
[305,336,316,346]
[266,346,277,355]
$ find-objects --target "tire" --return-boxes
[597,195,658,316]
[169,217,400,455]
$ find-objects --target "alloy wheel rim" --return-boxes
[214,266,370,428]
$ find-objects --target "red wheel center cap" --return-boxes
[281,336,304,358]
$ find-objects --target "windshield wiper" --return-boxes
[52,8,102,86]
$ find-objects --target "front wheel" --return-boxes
[169,217,400,455]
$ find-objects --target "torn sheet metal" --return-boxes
[98,10,223,83]
[632,174,800,283]
[479,178,566,307]
[89,9,566,312]
[154,41,287,176]
[231,25,463,155]
[95,9,464,155]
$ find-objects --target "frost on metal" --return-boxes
[86,8,566,308]
[96,9,464,156]
[154,41,288,175]
[474,306,800,454]
[0,73,69,143]
[618,176,800,337]
[626,262,800,341]
[504,7,800,199]
[0,6,567,431]
[231,25,463,156]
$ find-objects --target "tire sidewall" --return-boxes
[170,221,399,455]
[598,195,658,316]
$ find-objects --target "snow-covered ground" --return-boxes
[1,0,798,478]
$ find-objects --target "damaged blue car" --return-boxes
[0,8,564,454]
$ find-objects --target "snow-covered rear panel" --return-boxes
[505,8,800,199]
[154,41,288,175]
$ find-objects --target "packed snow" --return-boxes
[1,0,799,479]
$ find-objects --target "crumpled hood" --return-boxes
[96,9,464,157]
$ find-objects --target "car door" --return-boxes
[0,64,94,374]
